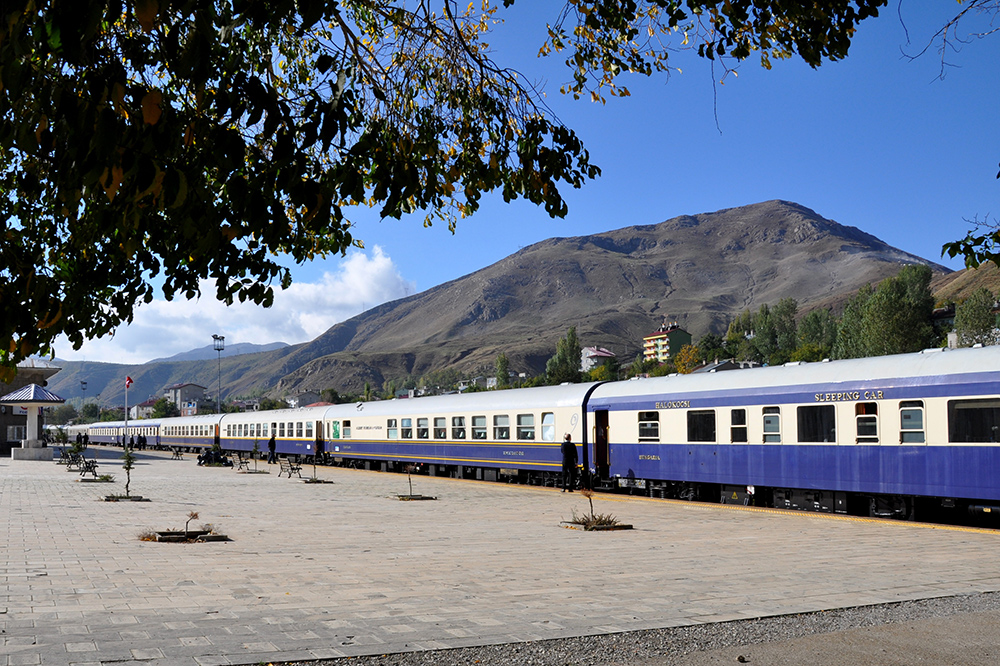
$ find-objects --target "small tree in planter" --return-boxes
[398,463,435,500]
[251,439,260,472]
[122,446,136,498]
[566,489,632,531]
[184,511,199,539]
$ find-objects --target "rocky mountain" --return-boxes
[48,200,953,404]
[146,341,289,364]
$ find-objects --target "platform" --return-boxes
[1,448,999,666]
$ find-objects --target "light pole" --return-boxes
[212,334,225,413]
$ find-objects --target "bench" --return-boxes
[278,458,302,478]
[79,459,99,478]
[65,452,85,471]
[171,448,183,460]
[234,453,250,471]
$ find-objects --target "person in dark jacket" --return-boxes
[561,433,578,492]
[267,433,277,464]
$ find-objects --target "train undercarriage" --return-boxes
[317,453,1000,528]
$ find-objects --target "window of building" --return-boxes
[688,410,716,442]
[417,418,429,439]
[797,405,836,442]
[494,414,510,440]
[387,419,398,439]
[763,407,781,443]
[856,402,878,443]
[401,418,413,439]
[472,415,487,440]
[731,409,748,443]
[541,412,555,441]
[900,401,924,443]
[452,416,466,439]
[948,399,1000,442]
[517,414,535,440]
[638,411,659,442]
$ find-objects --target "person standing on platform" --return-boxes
[561,433,578,492]
[267,433,277,464]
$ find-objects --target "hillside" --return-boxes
[930,261,1000,303]
[48,200,952,403]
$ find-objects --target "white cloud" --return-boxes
[54,247,415,365]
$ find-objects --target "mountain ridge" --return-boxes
[48,200,968,405]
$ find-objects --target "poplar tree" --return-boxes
[546,327,582,384]
[954,287,998,347]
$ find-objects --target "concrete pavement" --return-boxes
[2,447,999,665]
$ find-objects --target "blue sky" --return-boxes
[56,2,1000,365]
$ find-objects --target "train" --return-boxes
[72,345,1000,521]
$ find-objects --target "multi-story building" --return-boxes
[581,346,617,372]
[642,322,692,363]
[163,383,206,416]
[129,398,158,420]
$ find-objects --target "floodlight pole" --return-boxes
[212,335,225,414]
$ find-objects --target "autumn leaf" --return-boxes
[141,91,163,125]
[134,0,159,33]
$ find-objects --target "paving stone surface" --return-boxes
[2,447,999,665]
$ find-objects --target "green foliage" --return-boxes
[650,359,677,376]
[546,327,582,384]
[624,354,676,378]
[151,397,180,419]
[789,342,829,363]
[797,308,838,358]
[121,446,135,498]
[697,334,727,363]
[79,402,101,422]
[49,403,78,425]
[543,0,885,102]
[954,287,998,347]
[833,265,937,359]
[0,0,601,378]
[494,352,510,389]
[725,299,798,364]
[100,407,124,421]
[587,364,612,381]
[259,397,290,411]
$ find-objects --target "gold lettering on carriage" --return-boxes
[655,400,690,409]
[815,390,884,402]
[639,454,661,460]
[503,450,525,456]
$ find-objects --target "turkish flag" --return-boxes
[125,376,133,389]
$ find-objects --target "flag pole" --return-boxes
[124,377,130,449]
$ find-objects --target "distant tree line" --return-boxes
[56,265,1000,423]
[623,264,999,378]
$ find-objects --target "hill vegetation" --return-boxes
[49,200,994,408]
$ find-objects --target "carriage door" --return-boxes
[594,410,610,478]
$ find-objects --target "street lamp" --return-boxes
[212,334,225,413]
